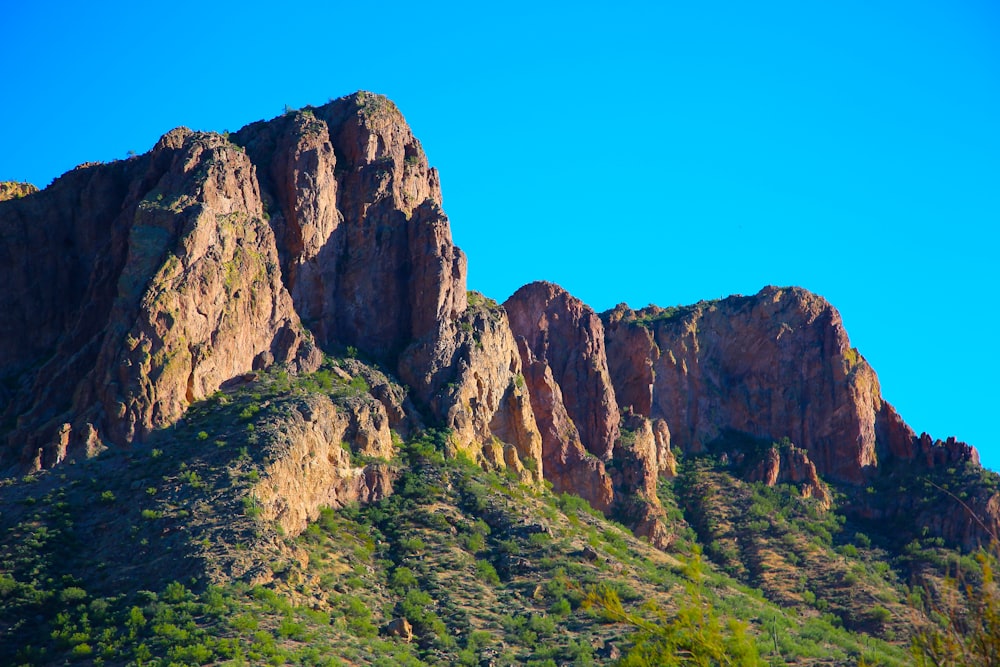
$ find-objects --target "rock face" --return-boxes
[506,282,620,460]
[505,283,619,506]
[604,287,921,485]
[0,181,38,202]
[0,93,474,473]
[744,443,831,509]
[505,282,671,544]
[398,296,543,482]
[0,131,315,469]
[253,393,394,536]
[233,94,466,364]
[1,91,993,551]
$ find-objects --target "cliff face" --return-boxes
[602,287,995,546]
[0,130,315,469]
[0,93,493,474]
[0,92,993,551]
[602,287,967,485]
[505,283,671,546]
[233,94,466,363]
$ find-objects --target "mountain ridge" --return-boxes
[0,91,996,665]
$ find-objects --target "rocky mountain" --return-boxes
[0,92,996,665]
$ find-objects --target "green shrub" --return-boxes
[476,560,500,585]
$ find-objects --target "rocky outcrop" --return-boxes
[506,282,670,543]
[518,348,614,511]
[2,91,992,553]
[0,92,472,471]
[603,307,658,417]
[398,296,543,481]
[253,393,394,536]
[614,413,674,546]
[232,95,542,477]
[0,92,540,485]
[603,287,923,485]
[0,181,38,202]
[233,93,466,364]
[1,130,316,469]
[744,443,831,509]
[506,282,620,459]
[505,283,618,503]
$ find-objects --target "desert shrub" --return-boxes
[475,560,500,585]
[911,544,1000,666]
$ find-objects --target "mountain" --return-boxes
[1,92,996,666]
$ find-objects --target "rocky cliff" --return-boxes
[0,92,993,550]
[601,287,980,485]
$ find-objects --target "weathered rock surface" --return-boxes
[506,282,620,460]
[233,93,466,364]
[1,131,315,470]
[398,295,543,482]
[0,181,38,202]
[2,91,994,553]
[506,282,670,543]
[604,286,996,546]
[518,347,614,511]
[604,287,915,485]
[744,442,831,509]
[253,393,394,536]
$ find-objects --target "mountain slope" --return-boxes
[1,92,997,665]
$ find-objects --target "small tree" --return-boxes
[585,549,762,666]
[911,544,1000,667]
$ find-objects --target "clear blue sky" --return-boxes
[2,1,997,469]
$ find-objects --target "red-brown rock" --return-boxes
[1,130,314,469]
[605,287,903,484]
[398,296,543,482]
[745,443,831,509]
[234,93,467,363]
[506,282,620,459]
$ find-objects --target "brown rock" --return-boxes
[505,282,620,460]
[652,418,677,478]
[234,92,467,364]
[1,130,314,469]
[745,443,831,509]
[506,283,669,536]
[603,304,659,416]
[518,348,615,511]
[386,617,414,642]
[605,287,892,484]
[613,413,671,546]
[2,92,470,471]
[253,393,395,536]
[398,295,543,481]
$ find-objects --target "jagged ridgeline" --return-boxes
[1,92,997,665]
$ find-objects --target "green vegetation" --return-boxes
[910,543,1000,666]
[0,359,993,665]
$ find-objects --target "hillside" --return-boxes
[1,92,997,666]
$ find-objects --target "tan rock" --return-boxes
[386,617,413,642]
[252,393,394,536]
[398,296,543,482]
[0,181,37,202]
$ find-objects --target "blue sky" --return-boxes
[2,1,998,469]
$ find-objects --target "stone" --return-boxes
[386,617,413,642]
